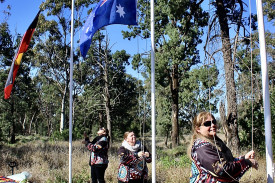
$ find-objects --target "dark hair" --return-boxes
[104,128,110,148]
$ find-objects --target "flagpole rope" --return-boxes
[206,1,239,182]
[249,0,254,153]
[248,0,255,178]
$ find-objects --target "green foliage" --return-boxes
[72,170,90,183]
[0,22,13,60]
[157,146,191,168]
[0,0,273,154]
[179,65,220,126]
[156,85,171,137]
[159,154,191,168]
[263,0,275,24]
[238,100,265,152]
[51,129,70,141]
[123,0,211,145]
[46,175,67,183]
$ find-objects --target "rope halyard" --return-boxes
[249,0,254,153]
[249,0,254,178]
[136,30,146,183]
[206,1,240,182]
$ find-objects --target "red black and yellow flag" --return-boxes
[4,10,40,99]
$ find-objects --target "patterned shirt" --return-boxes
[117,145,151,182]
[190,138,251,183]
[84,135,109,165]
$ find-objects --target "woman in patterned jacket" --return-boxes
[117,131,151,183]
[189,111,258,183]
[83,127,109,183]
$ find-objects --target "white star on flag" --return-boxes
[116,4,125,18]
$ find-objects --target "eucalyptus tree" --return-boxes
[123,0,208,147]
[209,0,273,153]
[156,84,171,147]
[263,0,275,63]
[33,0,90,134]
[235,0,275,152]
[0,20,13,142]
[77,33,141,143]
[180,66,220,127]
[263,0,275,24]
[0,21,39,142]
[206,0,250,153]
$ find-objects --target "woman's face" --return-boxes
[126,132,136,145]
[197,115,217,138]
[97,129,105,136]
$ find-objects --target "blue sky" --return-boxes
[0,0,273,80]
[0,0,146,78]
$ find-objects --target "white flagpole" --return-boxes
[256,0,274,182]
[150,0,156,182]
[69,0,75,183]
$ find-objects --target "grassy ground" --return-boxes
[0,135,268,183]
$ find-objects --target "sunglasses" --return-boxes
[202,120,217,127]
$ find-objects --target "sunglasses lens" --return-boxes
[203,120,216,127]
[204,121,211,126]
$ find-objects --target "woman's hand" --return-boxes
[144,152,150,157]
[137,151,144,157]
[245,150,255,159]
[83,132,88,139]
[82,132,88,144]
[96,144,102,149]
[249,159,259,170]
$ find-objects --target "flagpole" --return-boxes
[256,0,274,182]
[150,0,156,182]
[69,0,75,183]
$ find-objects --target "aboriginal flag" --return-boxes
[4,10,40,99]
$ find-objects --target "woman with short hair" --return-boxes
[117,131,151,183]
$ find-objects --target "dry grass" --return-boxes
[0,137,269,183]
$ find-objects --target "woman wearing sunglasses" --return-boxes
[189,111,258,183]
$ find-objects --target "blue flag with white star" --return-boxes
[80,0,138,58]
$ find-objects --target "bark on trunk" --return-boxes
[104,57,112,145]
[60,86,67,133]
[105,86,112,145]
[29,111,36,134]
[219,102,228,142]
[170,64,179,148]
[216,0,240,154]
[10,101,15,144]
[165,130,169,148]
[99,112,104,128]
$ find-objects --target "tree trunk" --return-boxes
[99,112,104,128]
[216,0,240,154]
[22,113,27,134]
[29,111,36,134]
[219,102,228,142]
[170,64,179,148]
[165,130,169,148]
[60,85,67,133]
[104,64,112,145]
[10,100,15,144]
